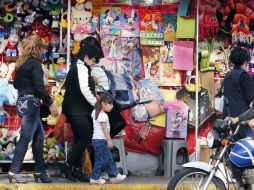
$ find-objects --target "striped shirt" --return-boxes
[91,65,110,91]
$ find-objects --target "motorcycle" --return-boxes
[167,119,254,190]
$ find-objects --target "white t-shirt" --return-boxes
[91,110,110,140]
[91,66,110,91]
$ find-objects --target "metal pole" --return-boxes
[66,0,71,71]
[59,0,63,49]
[64,0,71,162]
[195,0,200,161]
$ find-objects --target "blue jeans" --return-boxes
[9,96,46,174]
[90,139,118,180]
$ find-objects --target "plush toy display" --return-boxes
[45,134,65,162]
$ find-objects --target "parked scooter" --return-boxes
[167,118,254,190]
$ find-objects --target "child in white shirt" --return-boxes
[90,93,126,185]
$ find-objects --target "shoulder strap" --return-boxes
[104,70,116,96]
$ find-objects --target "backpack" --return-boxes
[104,70,139,110]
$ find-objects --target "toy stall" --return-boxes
[0,0,246,175]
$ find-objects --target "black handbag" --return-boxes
[176,87,215,127]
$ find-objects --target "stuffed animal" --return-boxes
[42,115,57,126]
[0,128,10,145]
[0,61,15,81]
[71,2,93,41]
[43,143,49,160]
[24,142,33,161]
[0,78,18,106]
[0,144,5,160]
[0,106,9,127]
[45,139,65,161]
[0,33,22,62]
[55,143,65,160]
[4,142,15,160]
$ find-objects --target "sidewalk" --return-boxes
[0,175,169,190]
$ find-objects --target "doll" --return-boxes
[55,56,67,80]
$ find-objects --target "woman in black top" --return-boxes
[61,44,100,182]
[223,47,254,139]
[8,35,58,183]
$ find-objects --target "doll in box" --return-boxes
[55,55,67,80]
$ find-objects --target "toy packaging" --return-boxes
[100,7,121,36]
[117,37,139,61]
[101,35,119,58]
[137,79,163,103]
[160,42,173,63]
[140,10,164,46]
[163,14,177,42]
[165,100,188,139]
[160,62,181,86]
[120,8,140,37]
[142,46,160,85]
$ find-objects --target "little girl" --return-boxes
[90,94,126,185]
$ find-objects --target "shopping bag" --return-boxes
[173,41,194,71]
[176,16,195,39]
[165,100,188,138]
[122,109,165,156]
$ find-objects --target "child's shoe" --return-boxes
[110,173,126,184]
[100,172,110,181]
[90,178,106,185]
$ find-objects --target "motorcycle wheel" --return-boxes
[167,168,226,190]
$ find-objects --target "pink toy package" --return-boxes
[120,8,140,37]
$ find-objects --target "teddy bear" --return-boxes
[71,1,93,41]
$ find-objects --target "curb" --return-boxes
[0,184,168,190]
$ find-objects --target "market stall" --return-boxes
[1,0,247,174]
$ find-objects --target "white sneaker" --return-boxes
[110,173,126,184]
[90,178,106,185]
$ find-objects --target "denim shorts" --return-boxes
[16,96,40,117]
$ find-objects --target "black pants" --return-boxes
[65,114,93,169]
